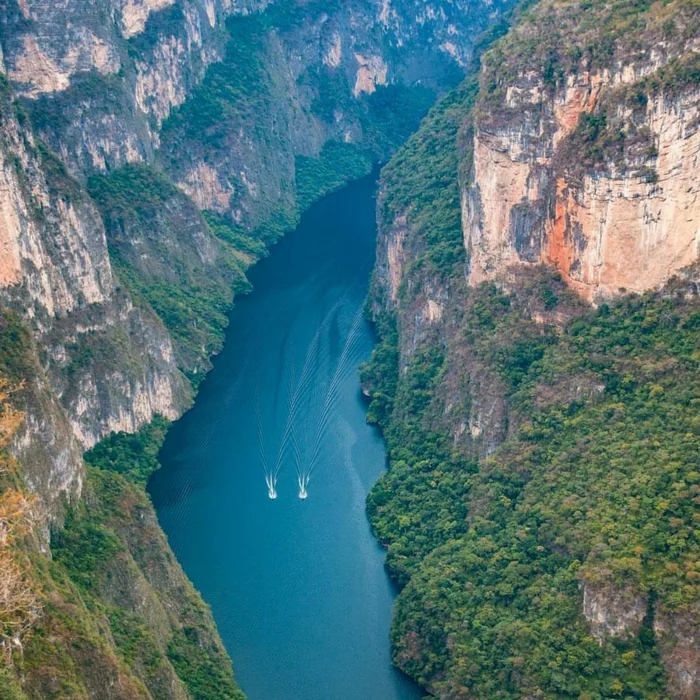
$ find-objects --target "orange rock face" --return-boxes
[0,163,23,288]
[545,93,700,302]
[464,58,700,303]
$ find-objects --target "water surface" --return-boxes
[150,175,422,700]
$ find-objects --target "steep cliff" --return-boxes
[0,78,189,522]
[0,317,244,699]
[464,0,700,301]
[365,0,699,697]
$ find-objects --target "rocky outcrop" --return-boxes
[549,87,700,300]
[11,356,85,534]
[582,581,649,642]
[655,602,700,700]
[353,53,388,96]
[0,87,189,517]
[0,113,112,317]
[463,0,700,301]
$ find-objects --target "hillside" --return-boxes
[364,0,699,696]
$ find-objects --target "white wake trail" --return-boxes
[301,304,366,496]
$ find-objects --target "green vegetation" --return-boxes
[363,0,700,688]
[84,416,170,487]
[366,262,699,695]
[168,626,244,700]
[160,13,271,154]
[27,71,125,134]
[365,339,474,585]
[361,85,438,156]
[642,50,700,97]
[87,162,180,221]
[295,142,374,211]
[88,163,252,382]
[128,4,186,56]
[204,213,268,259]
[51,425,245,700]
[0,312,35,385]
[296,83,437,214]
[0,667,27,700]
[380,79,478,280]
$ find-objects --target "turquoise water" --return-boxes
[149,175,423,700]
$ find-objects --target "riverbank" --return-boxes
[150,174,423,700]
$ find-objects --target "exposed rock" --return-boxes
[7,32,120,98]
[119,0,176,39]
[0,89,189,516]
[179,161,233,211]
[549,92,700,301]
[655,602,700,700]
[323,32,343,69]
[11,361,85,531]
[582,580,649,642]
[353,53,389,96]
[384,213,408,303]
[463,19,700,301]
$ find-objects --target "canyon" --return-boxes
[0,0,697,697]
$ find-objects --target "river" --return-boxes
[149,174,423,700]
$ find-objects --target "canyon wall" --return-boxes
[0,81,189,523]
[2,0,696,696]
[0,1,520,697]
[368,0,699,697]
[463,0,700,301]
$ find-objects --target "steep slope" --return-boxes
[365,0,699,696]
[0,316,244,699]
[0,78,189,517]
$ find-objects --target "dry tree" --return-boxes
[0,377,43,659]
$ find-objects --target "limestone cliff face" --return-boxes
[463,0,700,301]
[0,0,253,106]
[0,109,112,316]
[655,602,700,700]
[582,581,649,642]
[549,88,700,300]
[375,195,451,364]
[0,88,189,517]
[0,0,238,176]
